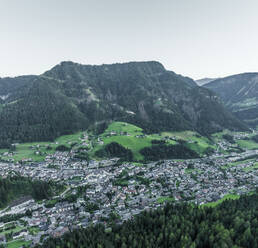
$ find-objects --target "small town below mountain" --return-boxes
[0,127,257,247]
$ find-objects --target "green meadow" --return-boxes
[90,122,154,160]
[157,196,174,204]
[0,226,23,235]
[243,162,258,172]
[7,239,31,248]
[203,194,240,208]
[221,158,257,169]
[161,130,214,154]
[0,121,220,162]
[0,132,86,162]
[91,122,214,160]
[236,139,258,150]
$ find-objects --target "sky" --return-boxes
[0,0,258,79]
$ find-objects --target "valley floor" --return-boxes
[0,128,258,247]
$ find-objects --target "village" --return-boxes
[0,135,258,247]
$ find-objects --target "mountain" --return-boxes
[204,72,258,127]
[0,61,248,148]
[195,78,217,86]
[0,75,36,96]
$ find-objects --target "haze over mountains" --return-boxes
[195,78,218,86]
[0,61,248,148]
[204,73,258,128]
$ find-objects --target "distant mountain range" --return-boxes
[0,61,248,148]
[195,78,218,86]
[204,73,258,128]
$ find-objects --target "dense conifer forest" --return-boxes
[0,176,64,208]
[95,142,134,162]
[140,143,199,161]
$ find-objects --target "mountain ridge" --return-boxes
[204,72,258,127]
[195,77,218,86]
[0,61,248,148]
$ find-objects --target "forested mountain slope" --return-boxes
[0,61,248,148]
[204,73,258,127]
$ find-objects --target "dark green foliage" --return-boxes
[222,134,235,144]
[74,151,89,161]
[0,75,36,95]
[0,176,64,208]
[140,144,199,161]
[92,122,109,135]
[135,176,150,186]
[0,61,247,148]
[204,147,215,155]
[56,145,70,151]
[85,202,99,213]
[0,78,87,148]
[204,73,258,127]
[62,194,77,203]
[96,142,133,161]
[0,213,29,223]
[151,139,166,144]
[38,192,258,248]
[252,135,258,143]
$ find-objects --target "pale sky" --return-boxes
[0,0,258,79]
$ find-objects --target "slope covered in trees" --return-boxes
[0,61,248,148]
[204,73,258,127]
[0,176,64,208]
[140,143,199,161]
[0,78,87,148]
[37,191,258,248]
[95,142,133,162]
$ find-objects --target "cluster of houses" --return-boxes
[0,132,258,246]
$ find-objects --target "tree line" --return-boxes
[0,176,64,208]
[140,143,199,161]
[37,190,258,248]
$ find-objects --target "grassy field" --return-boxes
[243,162,258,172]
[7,239,31,248]
[55,132,84,144]
[0,132,86,162]
[162,131,214,154]
[157,196,174,204]
[185,168,201,174]
[236,139,258,150]
[0,226,23,235]
[91,122,157,160]
[212,130,258,154]
[28,226,40,235]
[221,158,257,169]
[212,130,250,139]
[203,194,240,207]
[91,122,214,160]
[102,136,153,160]
[104,121,143,135]
[131,162,145,167]
[0,121,221,162]
[212,130,234,139]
